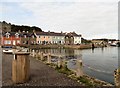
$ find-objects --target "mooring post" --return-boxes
[40,52,44,61]
[12,52,30,84]
[62,58,67,69]
[57,56,62,68]
[38,51,41,59]
[76,59,83,77]
[36,50,39,58]
[47,53,51,64]
[32,50,35,57]
[114,68,120,87]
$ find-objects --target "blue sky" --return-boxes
[0,0,119,39]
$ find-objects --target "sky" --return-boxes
[0,0,119,39]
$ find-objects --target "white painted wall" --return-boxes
[74,36,81,44]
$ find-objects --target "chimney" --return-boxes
[18,30,21,33]
[33,29,35,33]
[48,30,50,33]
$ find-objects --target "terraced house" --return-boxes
[20,32,36,45]
[51,32,65,44]
[35,31,81,45]
[36,32,52,44]
[36,32,65,45]
[1,32,21,46]
[65,32,82,45]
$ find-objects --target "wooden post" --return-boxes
[32,50,35,57]
[40,52,44,61]
[38,51,41,59]
[57,56,62,68]
[114,68,120,87]
[35,51,39,58]
[62,58,67,69]
[47,53,51,64]
[12,52,30,84]
[76,59,83,77]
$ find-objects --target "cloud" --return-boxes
[0,0,119,2]
[1,1,118,39]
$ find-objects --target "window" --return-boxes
[24,35,27,38]
[17,40,20,44]
[6,35,9,38]
[16,35,19,38]
[4,40,11,44]
[6,32,10,38]
[15,33,19,38]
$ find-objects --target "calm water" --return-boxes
[40,47,118,84]
[1,47,118,84]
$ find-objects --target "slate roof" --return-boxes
[36,32,65,36]
[2,32,36,37]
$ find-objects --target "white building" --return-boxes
[71,32,82,44]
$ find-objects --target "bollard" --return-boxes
[62,58,68,70]
[76,59,83,77]
[12,52,30,84]
[114,68,120,87]
[32,50,35,57]
[35,51,39,58]
[47,53,51,64]
[40,52,44,61]
[38,51,41,59]
[57,56,62,68]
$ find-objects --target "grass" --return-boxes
[55,65,73,75]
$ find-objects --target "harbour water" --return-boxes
[1,46,118,84]
[39,47,118,84]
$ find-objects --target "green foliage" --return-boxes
[55,65,73,75]
[11,24,42,32]
[77,77,94,87]
[81,38,92,44]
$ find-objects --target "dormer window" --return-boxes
[6,35,9,38]
[6,32,10,38]
[15,33,19,38]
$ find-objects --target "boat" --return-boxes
[110,43,117,47]
[3,49,20,54]
[3,49,13,54]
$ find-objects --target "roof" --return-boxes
[2,32,36,37]
[36,32,65,36]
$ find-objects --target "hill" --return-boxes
[0,21,43,32]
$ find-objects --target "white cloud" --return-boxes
[0,0,119,3]
[1,1,118,39]
[18,2,118,39]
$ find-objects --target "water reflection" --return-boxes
[39,47,118,84]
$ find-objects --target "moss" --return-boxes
[77,77,95,87]
[55,65,73,75]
